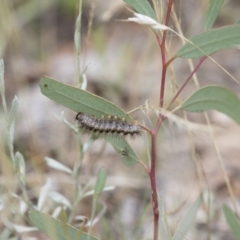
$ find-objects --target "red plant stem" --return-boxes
[149,2,174,239]
[162,0,173,46]
[157,32,166,108]
[159,0,174,108]
[166,2,173,22]
[149,132,159,240]
[148,114,166,240]
[159,57,166,108]
[149,2,206,239]
[166,56,207,110]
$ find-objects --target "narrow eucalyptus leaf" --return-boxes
[176,25,240,59]
[40,77,139,167]
[106,137,138,166]
[173,195,202,240]
[29,211,99,240]
[181,86,240,125]
[124,0,156,20]
[94,168,107,197]
[223,205,240,240]
[8,96,19,129]
[39,77,132,121]
[204,0,224,31]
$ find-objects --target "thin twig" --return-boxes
[159,0,174,108]
[166,56,207,110]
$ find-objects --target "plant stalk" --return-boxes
[166,56,207,110]
[150,1,174,239]
[149,133,159,240]
[159,0,174,108]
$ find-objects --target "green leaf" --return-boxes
[180,86,240,125]
[0,59,4,95]
[7,96,19,129]
[89,168,107,238]
[14,152,26,187]
[39,77,132,121]
[123,0,156,20]
[204,0,224,31]
[159,198,172,240]
[94,168,107,197]
[40,77,139,166]
[173,195,202,240]
[15,152,26,177]
[29,211,99,240]
[176,24,240,59]
[74,4,83,86]
[223,205,240,240]
[107,137,138,166]
[237,19,240,24]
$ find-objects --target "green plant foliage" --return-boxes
[39,77,132,121]
[29,211,99,240]
[15,151,26,184]
[204,0,224,31]
[89,169,107,238]
[74,0,83,87]
[0,59,4,94]
[94,168,107,197]
[159,198,172,240]
[106,137,139,166]
[40,77,138,166]
[176,24,240,59]
[223,205,240,240]
[59,0,76,13]
[180,86,240,125]
[173,195,202,240]
[7,96,18,129]
[237,19,240,24]
[123,0,156,20]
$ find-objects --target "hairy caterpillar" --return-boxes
[75,112,142,137]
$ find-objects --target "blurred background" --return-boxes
[1,0,240,239]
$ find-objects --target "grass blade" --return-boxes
[173,195,202,240]
[159,197,172,240]
[223,205,240,240]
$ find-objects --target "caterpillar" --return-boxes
[75,112,142,137]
